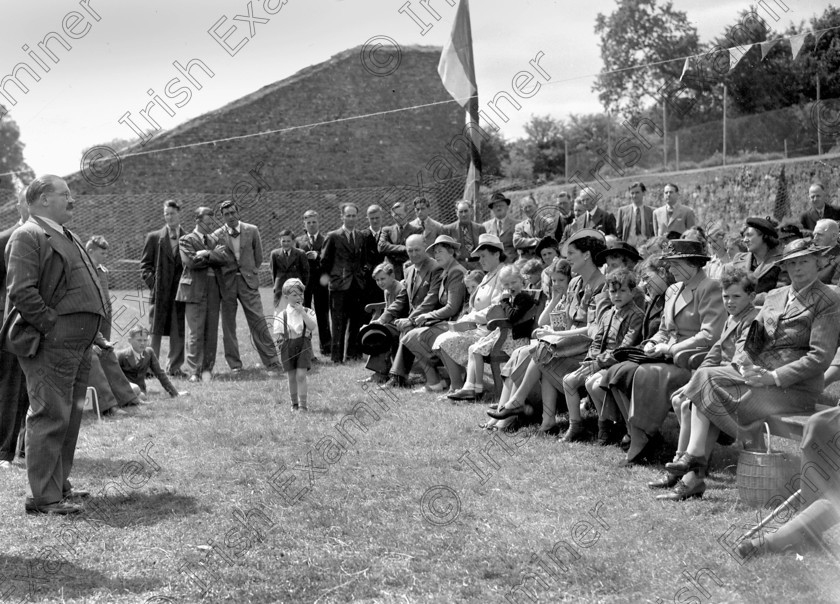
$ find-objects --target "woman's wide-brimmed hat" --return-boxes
[662,239,710,261]
[595,241,642,265]
[470,233,505,258]
[775,238,828,264]
[488,191,511,208]
[561,228,606,258]
[425,234,461,255]
[745,216,778,239]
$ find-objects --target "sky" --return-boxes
[0,0,823,177]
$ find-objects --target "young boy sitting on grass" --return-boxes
[117,325,185,399]
[274,278,318,411]
[561,268,644,442]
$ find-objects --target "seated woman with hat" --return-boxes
[401,235,467,393]
[487,229,610,433]
[665,239,840,501]
[601,239,727,466]
[732,216,788,304]
[432,234,506,392]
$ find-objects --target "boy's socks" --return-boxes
[299,396,308,410]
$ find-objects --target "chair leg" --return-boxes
[490,359,503,396]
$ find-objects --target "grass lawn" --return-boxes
[2,288,839,603]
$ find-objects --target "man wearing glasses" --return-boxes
[213,200,282,374]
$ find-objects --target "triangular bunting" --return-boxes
[789,32,809,60]
[760,39,779,60]
[679,57,690,82]
[729,45,750,72]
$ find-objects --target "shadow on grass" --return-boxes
[81,490,204,528]
[0,553,158,601]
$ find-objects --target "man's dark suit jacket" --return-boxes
[801,205,840,232]
[379,257,442,323]
[295,231,326,291]
[581,207,617,236]
[0,222,21,315]
[442,220,486,267]
[320,228,367,292]
[377,224,408,280]
[615,204,655,241]
[140,225,186,335]
[270,247,310,303]
[116,347,178,396]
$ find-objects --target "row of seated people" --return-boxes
[359,217,840,507]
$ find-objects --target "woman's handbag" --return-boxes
[612,346,670,365]
[743,319,769,361]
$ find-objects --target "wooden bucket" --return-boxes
[736,423,798,508]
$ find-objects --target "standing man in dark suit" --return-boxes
[402,196,443,248]
[378,201,410,280]
[213,200,282,374]
[177,207,228,383]
[362,204,387,311]
[296,209,331,356]
[270,229,310,309]
[483,192,517,261]
[552,190,574,243]
[616,182,655,247]
[140,199,187,377]
[2,175,108,515]
[513,194,553,256]
[320,202,367,363]
[801,182,840,232]
[0,189,29,470]
[579,187,617,236]
[442,200,485,270]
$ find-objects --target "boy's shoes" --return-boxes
[188,375,200,383]
[102,408,129,418]
[168,369,188,379]
[201,370,212,383]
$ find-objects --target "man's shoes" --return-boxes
[63,489,90,500]
[447,388,476,400]
[413,383,446,394]
[359,373,388,384]
[25,500,82,515]
[619,435,631,452]
[188,375,200,383]
[291,404,299,411]
[0,460,21,471]
[102,407,129,418]
[231,367,243,374]
[201,370,212,383]
[597,420,624,447]
[168,369,188,379]
[655,479,706,501]
[385,375,409,389]
[648,473,681,489]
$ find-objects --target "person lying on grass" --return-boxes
[117,325,186,399]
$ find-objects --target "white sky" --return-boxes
[0,0,821,177]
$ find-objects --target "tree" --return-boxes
[479,127,509,177]
[594,0,700,115]
[0,106,35,198]
[522,115,565,179]
[501,140,533,181]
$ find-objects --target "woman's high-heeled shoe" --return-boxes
[665,453,707,477]
[655,479,706,501]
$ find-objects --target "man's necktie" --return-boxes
[204,234,210,248]
[635,208,642,236]
[462,225,473,253]
[63,227,73,241]
[584,213,589,228]
[349,230,355,247]
[285,250,290,258]
[230,228,240,238]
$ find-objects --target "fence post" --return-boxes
[784,139,788,159]
[675,135,680,172]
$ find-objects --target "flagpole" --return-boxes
[722,84,727,167]
[817,72,822,156]
[466,93,481,206]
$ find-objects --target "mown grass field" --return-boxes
[1,288,839,603]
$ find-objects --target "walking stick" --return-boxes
[738,488,803,542]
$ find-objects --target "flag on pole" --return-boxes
[679,57,690,82]
[438,0,481,203]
